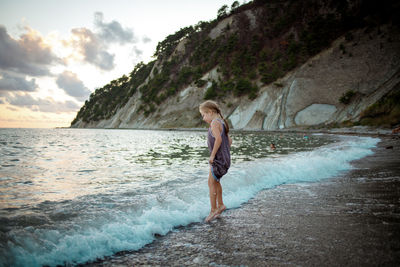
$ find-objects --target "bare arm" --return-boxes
[228,134,232,147]
[209,120,222,164]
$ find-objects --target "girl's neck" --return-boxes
[210,113,220,121]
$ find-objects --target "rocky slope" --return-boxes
[71,2,400,130]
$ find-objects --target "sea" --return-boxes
[0,128,379,266]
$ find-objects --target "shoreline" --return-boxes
[82,134,400,266]
[65,125,397,137]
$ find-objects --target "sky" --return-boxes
[0,0,244,128]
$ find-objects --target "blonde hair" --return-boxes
[199,100,230,134]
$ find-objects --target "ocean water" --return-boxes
[0,128,379,266]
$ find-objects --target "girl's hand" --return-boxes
[209,155,214,164]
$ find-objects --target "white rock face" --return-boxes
[295,104,337,125]
[179,86,194,100]
[243,9,258,30]
[208,17,233,39]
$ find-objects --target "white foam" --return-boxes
[223,136,379,207]
[3,136,379,267]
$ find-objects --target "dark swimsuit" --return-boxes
[208,119,231,182]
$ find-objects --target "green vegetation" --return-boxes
[339,90,356,104]
[204,81,219,100]
[195,79,207,87]
[204,78,258,100]
[153,26,196,59]
[71,0,399,125]
[71,61,154,124]
[359,87,400,127]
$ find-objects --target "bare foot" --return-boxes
[205,211,218,222]
[216,205,226,215]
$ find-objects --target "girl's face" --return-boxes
[200,108,214,124]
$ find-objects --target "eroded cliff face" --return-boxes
[230,25,400,130]
[72,23,400,130]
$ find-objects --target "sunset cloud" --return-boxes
[0,6,158,128]
[0,25,61,76]
[69,27,115,71]
[0,72,38,92]
[5,93,80,113]
[64,12,140,71]
[56,71,91,101]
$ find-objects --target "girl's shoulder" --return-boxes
[211,118,224,125]
[210,118,224,132]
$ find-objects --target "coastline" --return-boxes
[64,125,396,137]
[83,133,400,266]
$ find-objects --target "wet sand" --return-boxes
[84,135,400,266]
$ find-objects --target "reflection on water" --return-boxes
[0,128,332,210]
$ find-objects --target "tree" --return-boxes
[153,26,195,58]
[217,5,229,19]
[194,21,209,32]
[231,1,240,11]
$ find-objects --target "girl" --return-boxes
[199,100,232,222]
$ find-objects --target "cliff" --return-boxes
[71,0,400,130]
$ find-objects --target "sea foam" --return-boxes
[2,136,379,267]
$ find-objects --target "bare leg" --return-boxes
[215,182,226,215]
[208,172,218,211]
[205,171,218,222]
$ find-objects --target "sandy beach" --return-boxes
[83,134,400,266]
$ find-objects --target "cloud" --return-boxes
[142,36,152,43]
[0,25,60,76]
[56,71,91,101]
[0,72,37,92]
[40,99,80,113]
[65,13,143,70]
[70,27,115,70]
[6,105,18,111]
[94,12,136,45]
[132,46,143,56]
[5,93,80,113]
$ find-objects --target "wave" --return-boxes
[1,136,379,267]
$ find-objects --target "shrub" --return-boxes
[339,90,356,104]
[249,91,258,100]
[195,79,207,87]
[176,66,194,87]
[282,54,297,71]
[204,81,219,99]
[168,86,177,96]
[234,78,258,97]
[359,88,400,126]
[261,63,282,84]
[339,43,346,54]
[221,80,235,92]
[345,32,354,41]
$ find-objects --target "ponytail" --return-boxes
[218,111,230,135]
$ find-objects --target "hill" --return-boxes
[71,0,400,130]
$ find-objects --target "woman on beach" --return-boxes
[199,100,232,222]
